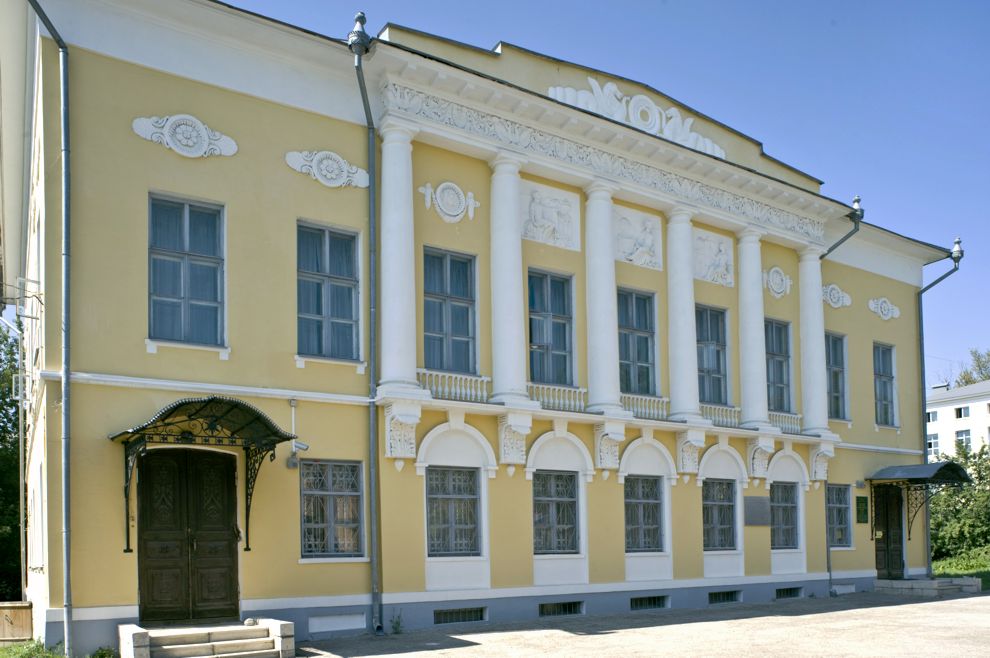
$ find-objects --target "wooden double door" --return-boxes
[873,484,905,579]
[138,449,239,622]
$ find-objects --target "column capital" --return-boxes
[379,116,419,142]
[584,178,619,198]
[736,226,766,243]
[800,245,826,261]
[489,150,527,173]
[667,205,698,224]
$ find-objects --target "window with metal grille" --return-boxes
[826,332,846,419]
[708,590,740,605]
[538,601,583,617]
[775,587,802,600]
[956,429,972,452]
[426,467,480,556]
[149,197,224,345]
[696,306,727,405]
[770,482,798,550]
[618,290,655,395]
[625,476,663,552]
[826,484,851,547]
[702,479,735,550]
[630,595,668,611]
[765,319,791,412]
[297,224,358,359]
[433,607,485,624]
[927,434,939,459]
[300,461,362,557]
[528,271,572,385]
[424,249,475,373]
[533,471,578,554]
[873,343,896,426]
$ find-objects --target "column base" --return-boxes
[668,411,712,426]
[489,391,541,410]
[587,402,633,419]
[377,380,432,401]
[802,427,840,442]
[741,420,778,434]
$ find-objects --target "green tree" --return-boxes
[0,324,20,600]
[955,348,990,387]
[930,441,990,559]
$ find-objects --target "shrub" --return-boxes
[930,443,990,559]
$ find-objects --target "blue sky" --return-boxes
[226,0,988,385]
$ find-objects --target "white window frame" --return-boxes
[696,305,729,406]
[955,406,970,419]
[765,318,792,413]
[618,436,676,581]
[927,433,939,459]
[956,429,972,452]
[299,459,364,559]
[423,247,477,374]
[527,269,575,386]
[697,440,747,578]
[825,332,849,421]
[618,288,657,396]
[826,484,853,549]
[873,343,898,428]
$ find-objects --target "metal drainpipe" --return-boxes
[347,13,384,634]
[23,1,72,654]
[824,475,833,596]
[917,238,963,578]
[820,196,863,261]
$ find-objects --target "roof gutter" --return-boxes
[24,1,72,654]
[820,196,863,260]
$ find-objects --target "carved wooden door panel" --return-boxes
[873,485,905,579]
[138,450,238,622]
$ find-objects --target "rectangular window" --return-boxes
[528,271,572,385]
[702,479,736,550]
[826,333,846,419]
[624,476,663,552]
[873,343,896,426]
[955,406,970,419]
[300,461,362,557]
[770,482,798,550]
[533,470,578,554]
[426,467,480,556]
[956,429,972,452]
[826,485,851,547]
[424,250,476,373]
[618,290,656,395]
[926,411,938,423]
[297,225,358,359]
[696,306,728,405]
[149,198,224,345]
[927,434,939,459]
[765,320,791,412]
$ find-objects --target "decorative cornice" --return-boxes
[132,114,237,158]
[382,82,826,243]
[285,150,369,188]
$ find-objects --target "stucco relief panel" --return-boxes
[693,228,734,287]
[519,180,581,251]
[613,207,662,270]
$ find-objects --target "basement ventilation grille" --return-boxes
[708,590,741,605]
[630,595,669,611]
[433,607,486,624]
[775,587,803,600]
[539,601,584,617]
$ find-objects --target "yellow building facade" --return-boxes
[0,0,956,652]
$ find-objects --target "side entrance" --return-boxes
[138,449,240,622]
[873,484,905,579]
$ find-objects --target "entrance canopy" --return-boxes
[867,461,972,485]
[109,396,295,551]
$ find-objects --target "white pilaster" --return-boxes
[737,228,771,430]
[489,151,536,407]
[378,119,424,397]
[584,180,626,416]
[799,247,831,435]
[666,207,705,423]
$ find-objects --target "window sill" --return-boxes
[829,418,853,429]
[874,424,901,434]
[771,548,804,554]
[534,553,585,560]
[295,355,366,374]
[298,556,369,564]
[146,338,230,360]
[625,551,670,557]
[703,549,741,555]
[828,545,855,551]
[426,555,487,562]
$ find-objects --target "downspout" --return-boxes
[23,1,71,653]
[819,196,863,261]
[347,13,384,635]
[917,237,963,578]
[824,474,832,595]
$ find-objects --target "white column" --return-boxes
[799,247,830,435]
[489,151,533,407]
[584,180,625,416]
[378,119,422,395]
[666,207,704,423]
[737,228,771,430]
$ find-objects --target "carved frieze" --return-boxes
[868,297,901,321]
[613,207,662,270]
[382,83,825,243]
[822,283,852,308]
[418,181,479,223]
[693,228,734,287]
[519,180,581,251]
[763,266,792,299]
[547,77,726,158]
[132,114,237,158]
[285,150,369,188]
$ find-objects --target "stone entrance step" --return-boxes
[120,619,293,658]
[874,577,982,598]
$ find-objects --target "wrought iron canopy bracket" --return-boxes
[870,480,955,542]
